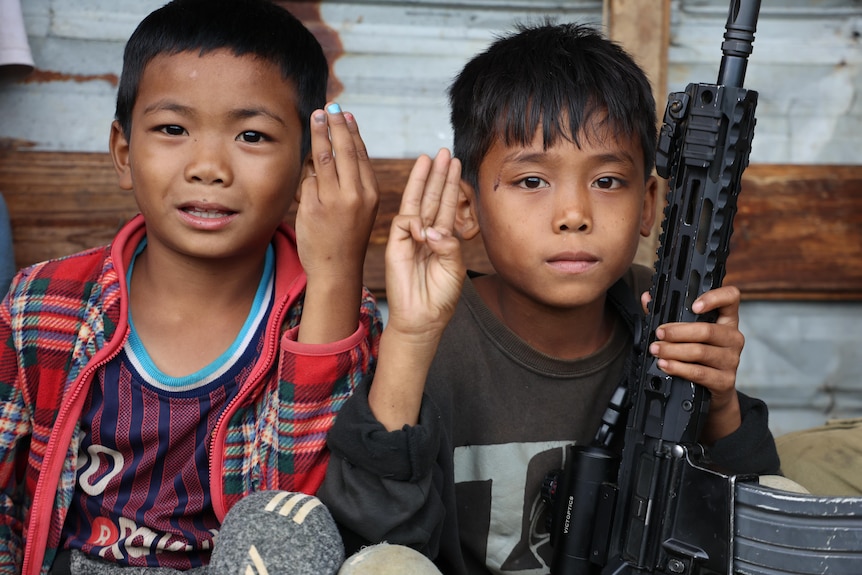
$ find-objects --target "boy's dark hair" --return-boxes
[449,22,657,191]
[115,0,327,161]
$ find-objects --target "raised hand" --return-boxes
[385,148,465,339]
[295,103,379,344]
[368,149,465,431]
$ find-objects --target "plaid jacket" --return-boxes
[0,215,382,575]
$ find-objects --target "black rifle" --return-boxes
[601,0,762,571]
[543,1,862,573]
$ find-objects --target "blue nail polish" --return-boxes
[326,103,341,114]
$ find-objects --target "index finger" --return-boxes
[324,104,366,193]
[309,103,362,193]
[418,149,455,226]
[693,285,741,319]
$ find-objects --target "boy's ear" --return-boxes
[640,175,659,237]
[455,180,481,240]
[109,121,133,191]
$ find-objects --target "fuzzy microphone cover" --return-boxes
[210,490,345,575]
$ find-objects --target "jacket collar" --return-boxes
[110,214,307,306]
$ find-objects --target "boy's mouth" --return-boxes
[178,204,239,229]
[180,201,237,219]
[546,251,599,273]
[547,251,598,263]
[183,207,234,219]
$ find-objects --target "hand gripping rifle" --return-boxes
[543,1,862,574]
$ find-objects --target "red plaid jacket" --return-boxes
[0,215,381,575]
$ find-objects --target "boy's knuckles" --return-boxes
[341,196,375,215]
[355,147,370,162]
[713,374,736,394]
[724,285,741,299]
[336,146,361,163]
[687,364,710,386]
[315,152,335,166]
[689,345,710,363]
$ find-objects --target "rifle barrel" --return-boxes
[717,0,761,87]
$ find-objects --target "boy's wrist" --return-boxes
[303,261,364,286]
[382,316,452,351]
[379,326,443,359]
[298,276,363,344]
[368,330,441,430]
[702,393,742,444]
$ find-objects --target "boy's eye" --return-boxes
[238,131,267,143]
[518,176,549,190]
[594,176,623,190]
[159,125,186,136]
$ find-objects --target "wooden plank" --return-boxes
[605,0,672,270]
[725,164,862,300]
[604,0,670,114]
[0,150,860,300]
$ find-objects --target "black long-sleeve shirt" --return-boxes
[320,266,780,574]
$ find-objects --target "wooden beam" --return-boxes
[604,0,670,108]
[604,0,672,269]
[726,164,862,300]
[1,150,860,301]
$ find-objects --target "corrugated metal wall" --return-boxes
[1,0,861,435]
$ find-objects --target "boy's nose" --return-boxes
[186,140,232,185]
[553,188,591,232]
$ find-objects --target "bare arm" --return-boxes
[295,105,379,344]
[368,149,465,431]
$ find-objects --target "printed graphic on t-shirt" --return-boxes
[77,444,123,496]
[454,441,569,574]
[72,435,220,562]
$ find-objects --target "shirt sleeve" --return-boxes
[318,381,448,558]
[0,285,30,575]
[710,391,781,475]
[267,287,383,495]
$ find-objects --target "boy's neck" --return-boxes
[127,244,269,377]
[472,274,615,360]
[131,242,267,305]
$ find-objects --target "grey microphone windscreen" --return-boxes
[210,491,345,575]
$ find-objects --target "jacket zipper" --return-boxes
[208,293,289,520]
[22,219,141,575]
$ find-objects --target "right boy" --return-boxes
[321,22,779,574]
[0,0,381,573]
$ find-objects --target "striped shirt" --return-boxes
[60,244,274,568]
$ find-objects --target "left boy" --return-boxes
[0,0,381,573]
